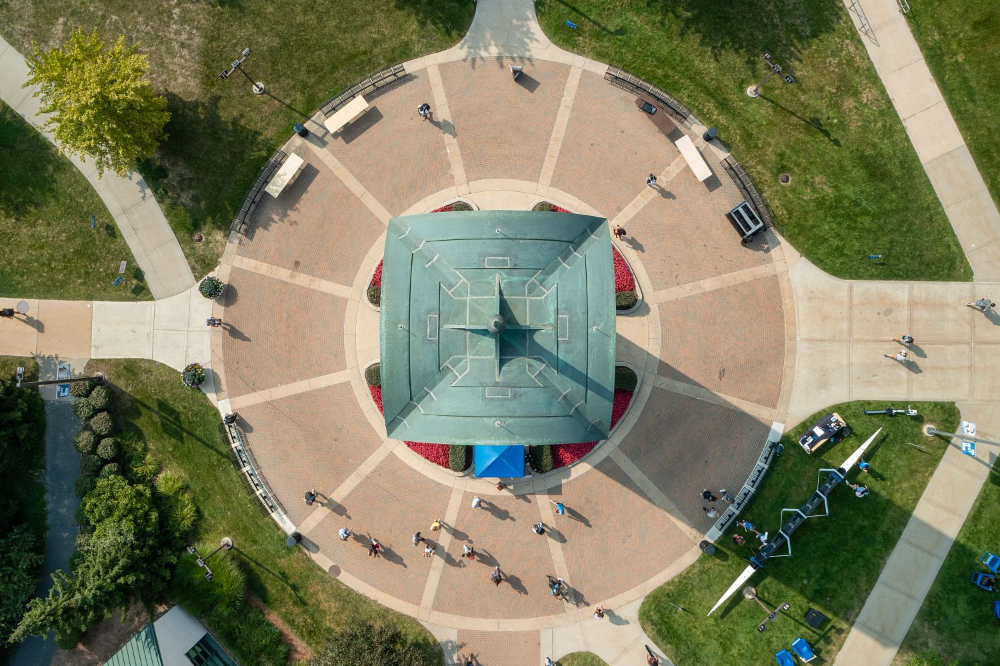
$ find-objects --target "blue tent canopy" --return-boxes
[474,445,525,478]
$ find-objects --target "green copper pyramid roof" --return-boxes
[380,210,615,446]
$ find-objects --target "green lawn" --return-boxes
[639,401,960,666]
[557,652,609,666]
[908,2,1000,214]
[894,457,1000,666]
[0,102,148,300]
[84,359,441,664]
[536,1,971,282]
[0,1,475,280]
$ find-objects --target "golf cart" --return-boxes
[798,413,851,454]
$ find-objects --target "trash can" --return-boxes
[703,126,718,142]
[286,532,302,548]
[294,122,309,138]
[699,540,716,556]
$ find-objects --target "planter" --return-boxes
[199,276,225,300]
[182,362,206,388]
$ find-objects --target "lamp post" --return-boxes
[187,537,234,581]
[743,586,791,632]
[747,52,794,98]
[219,48,265,95]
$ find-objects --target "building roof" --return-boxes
[105,623,163,666]
[474,445,526,477]
[380,210,616,446]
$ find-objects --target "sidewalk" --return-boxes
[0,35,196,299]
[841,0,1000,281]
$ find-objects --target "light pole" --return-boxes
[187,537,234,581]
[743,586,791,633]
[219,48,265,95]
[747,52,794,98]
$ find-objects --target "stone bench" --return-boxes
[264,153,305,198]
[323,95,369,135]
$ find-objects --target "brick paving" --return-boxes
[432,491,566,619]
[327,72,454,215]
[310,454,452,607]
[455,629,540,666]
[618,387,771,528]
[218,267,346,399]
[550,71,680,218]
[234,383,383,525]
[557,458,697,606]
[239,148,385,286]
[657,275,785,407]
[440,58,569,183]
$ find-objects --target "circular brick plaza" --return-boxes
[212,54,795,629]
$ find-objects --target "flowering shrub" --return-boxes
[199,275,225,299]
[613,246,635,292]
[368,386,452,469]
[182,363,206,388]
[370,260,383,288]
[551,389,634,468]
[431,201,472,212]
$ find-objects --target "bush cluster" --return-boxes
[614,366,638,392]
[448,445,469,472]
[449,201,473,212]
[87,385,112,411]
[530,445,554,473]
[96,438,119,461]
[182,363,206,388]
[364,364,381,388]
[98,463,121,478]
[73,399,97,420]
[75,430,97,455]
[79,455,102,477]
[74,476,96,498]
[615,291,638,310]
[70,380,95,398]
[532,201,554,212]
[199,275,225,299]
[366,284,381,307]
[90,411,114,436]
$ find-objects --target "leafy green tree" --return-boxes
[0,526,44,644]
[311,621,432,666]
[0,378,45,534]
[25,28,169,176]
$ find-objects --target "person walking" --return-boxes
[496,481,507,492]
[206,317,223,328]
[593,604,605,619]
[417,103,431,121]
[737,519,758,535]
[967,298,996,312]
[545,658,555,666]
[719,488,735,504]
[303,489,317,506]
[367,536,382,558]
[858,459,872,474]
[613,224,627,240]
[892,334,914,347]
[338,526,353,541]
[884,349,908,363]
[431,518,443,532]
[549,577,565,598]
[533,521,546,535]
[471,496,484,510]
[550,500,565,516]
[731,533,745,547]
[412,532,424,547]
[758,531,769,546]
[701,489,718,503]
[646,173,657,188]
[423,543,435,558]
[462,544,476,560]
[491,566,503,587]
[703,506,719,519]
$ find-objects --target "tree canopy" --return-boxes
[311,620,432,666]
[0,376,45,535]
[25,28,169,176]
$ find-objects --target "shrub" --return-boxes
[210,605,288,666]
[69,380,95,398]
[615,366,638,392]
[74,476,96,498]
[448,445,469,472]
[74,430,97,455]
[99,463,120,478]
[172,552,246,616]
[532,201,554,212]
[129,452,160,483]
[73,399,96,420]
[90,411,114,436]
[199,275,225,299]
[182,363,206,388]
[96,438,119,460]
[615,291,638,310]
[79,454,102,477]
[364,363,381,387]
[87,385,112,411]
[312,620,431,666]
[366,284,381,307]
[531,445,554,473]
[450,201,473,212]
[155,470,185,497]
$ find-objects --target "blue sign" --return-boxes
[91,215,96,229]
[961,440,976,457]
[112,276,124,286]
[566,20,578,29]
[57,384,70,398]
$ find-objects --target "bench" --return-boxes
[675,135,712,182]
[324,95,369,135]
[264,153,304,198]
[634,94,677,137]
[726,201,765,242]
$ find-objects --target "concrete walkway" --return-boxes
[0,35,196,299]
[842,0,1000,280]
[10,359,87,666]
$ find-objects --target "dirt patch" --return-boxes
[247,593,314,664]
[50,602,166,666]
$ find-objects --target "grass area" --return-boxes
[0,1,475,280]
[639,401,960,666]
[0,102,148,300]
[894,458,1000,666]
[557,652,609,666]
[84,359,441,664]
[536,1,971,282]
[908,2,1000,214]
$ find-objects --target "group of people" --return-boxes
[701,487,734,520]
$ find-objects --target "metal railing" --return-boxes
[604,65,691,124]
[221,421,286,517]
[320,63,407,117]
[721,155,773,229]
[231,149,286,236]
[847,0,879,46]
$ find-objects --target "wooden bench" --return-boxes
[634,94,677,137]
[675,135,712,182]
[323,95,369,135]
[264,154,305,198]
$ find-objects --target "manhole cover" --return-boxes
[779,174,791,185]
[327,565,341,577]
[193,232,204,242]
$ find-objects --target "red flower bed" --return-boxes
[612,246,635,293]
[368,386,451,468]
[550,204,573,213]
[431,204,454,213]
[370,260,383,288]
[552,389,634,468]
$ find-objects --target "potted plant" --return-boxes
[199,275,225,299]
[182,363,207,388]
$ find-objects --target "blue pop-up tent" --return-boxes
[474,445,525,478]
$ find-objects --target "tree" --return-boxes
[25,28,169,176]
[0,526,44,643]
[311,621,432,666]
[0,378,45,534]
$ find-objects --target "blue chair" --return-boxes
[791,638,816,662]
[775,649,795,666]
[971,571,995,591]
[994,600,1000,620]
[982,551,1000,574]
